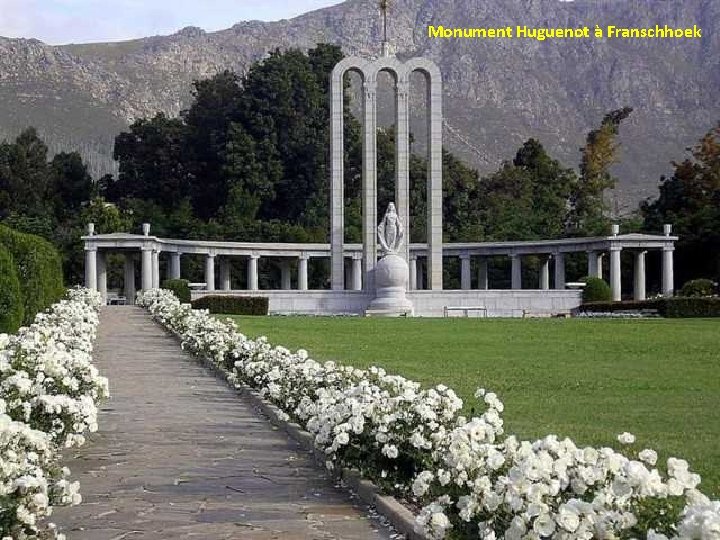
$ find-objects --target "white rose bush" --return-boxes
[138,289,720,540]
[0,288,108,539]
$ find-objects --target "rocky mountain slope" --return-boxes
[0,0,718,211]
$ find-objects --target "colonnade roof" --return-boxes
[82,232,677,257]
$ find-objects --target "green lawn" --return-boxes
[225,316,720,496]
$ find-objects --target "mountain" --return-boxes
[0,0,718,212]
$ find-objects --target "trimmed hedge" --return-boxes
[162,279,191,304]
[679,278,716,298]
[581,298,720,318]
[661,297,720,318]
[581,277,612,303]
[0,244,24,333]
[191,295,269,316]
[0,224,64,324]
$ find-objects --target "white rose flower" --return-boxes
[638,448,658,466]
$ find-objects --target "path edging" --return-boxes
[163,325,423,540]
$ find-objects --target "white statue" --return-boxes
[377,202,404,255]
[368,202,413,316]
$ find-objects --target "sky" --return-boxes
[0,0,343,45]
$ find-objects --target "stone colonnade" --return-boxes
[82,224,677,304]
[330,55,443,293]
[428,225,676,300]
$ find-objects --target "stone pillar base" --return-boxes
[366,254,414,317]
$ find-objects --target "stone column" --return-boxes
[478,258,489,290]
[84,247,98,291]
[330,64,345,291]
[298,254,309,291]
[587,250,599,279]
[597,253,604,279]
[280,260,292,290]
[554,252,566,290]
[460,253,471,290]
[362,79,378,293]
[510,254,522,290]
[351,255,362,291]
[426,70,443,290]
[205,254,215,292]
[247,255,259,291]
[168,252,181,280]
[633,250,647,301]
[409,255,417,290]
[416,258,424,290]
[141,247,153,291]
[152,250,160,289]
[97,251,107,303]
[610,246,622,301]
[219,258,231,291]
[396,79,410,265]
[662,246,675,297]
[539,255,550,290]
[124,254,136,305]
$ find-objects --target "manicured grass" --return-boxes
[225,316,720,496]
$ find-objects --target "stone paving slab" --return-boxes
[53,306,394,540]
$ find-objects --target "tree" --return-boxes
[571,107,633,234]
[476,139,577,241]
[0,128,52,219]
[641,122,720,282]
[183,71,244,220]
[513,138,577,239]
[50,151,93,220]
[219,123,278,227]
[111,113,190,210]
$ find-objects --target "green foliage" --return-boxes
[581,276,612,303]
[642,123,720,284]
[582,298,720,318]
[0,224,64,324]
[0,128,53,220]
[0,244,24,333]
[661,297,720,318]
[629,496,685,538]
[572,107,633,235]
[476,139,578,241]
[110,113,190,210]
[162,279,191,304]
[192,295,269,315]
[50,151,94,220]
[679,278,716,298]
[581,300,662,313]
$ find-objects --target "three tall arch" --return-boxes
[329,55,443,292]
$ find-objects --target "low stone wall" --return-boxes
[191,289,582,317]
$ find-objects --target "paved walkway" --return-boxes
[53,307,394,540]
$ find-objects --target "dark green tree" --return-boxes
[477,138,577,241]
[641,122,720,283]
[0,128,52,219]
[111,113,190,210]
[50,151,93,220]
[183,71,244,219]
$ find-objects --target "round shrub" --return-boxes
[0,224,64,324]
[0,244,24,333]
[679,278,715,298]
[582,276,612,303]
[162,279,191,304]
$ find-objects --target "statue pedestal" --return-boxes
[366,254,414,317]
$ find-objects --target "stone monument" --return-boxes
[366,203,414,316]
